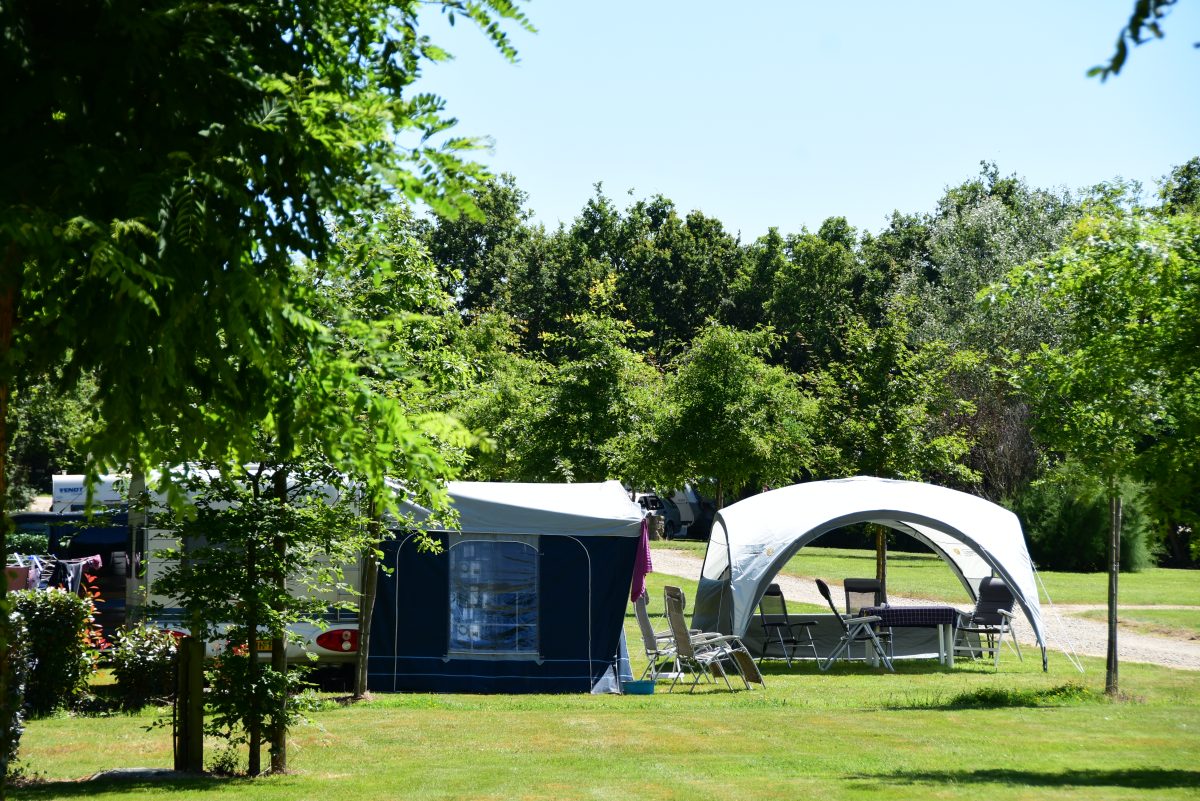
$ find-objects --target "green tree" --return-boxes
[645,325,814,508]
[856,212,932,327]
[809,304,979,488]
[310,205,474,700]
[994,201,1200,695]
[619,203,741,362]
[1160,157,1200,215]
[455,281,662,483]
[765,218,860,373]
[907,164,1079,500]
[0,0,529,786]
[423,174,539,316]
[727,228,788,331]
[151,467,370,774]
[4,371,94,509]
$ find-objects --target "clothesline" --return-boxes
[6,553,103,593]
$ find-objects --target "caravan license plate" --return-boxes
[256,639,273,653]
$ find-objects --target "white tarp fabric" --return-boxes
[398,480,645,537]
[695,477,1046,666]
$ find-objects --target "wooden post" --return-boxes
[174,637,204,772]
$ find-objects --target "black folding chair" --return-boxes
[756,583,818,666]
[815,578,894,672]
[954,576,1023,668]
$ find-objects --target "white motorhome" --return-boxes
[51,473,129,513]
[135,470,365,665]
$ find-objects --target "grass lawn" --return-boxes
[654,540,1200,607]
[15,657,1200,800]
[1076,608,1200,640]
[14,569,1200,800]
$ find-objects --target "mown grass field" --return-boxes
[14,562,1200,800]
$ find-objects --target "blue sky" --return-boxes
[416,1,1200,240]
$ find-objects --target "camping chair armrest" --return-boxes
[997,609,1015,620]
[692,634,745,650]
[845,615,882,625]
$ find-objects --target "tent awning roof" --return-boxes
[400,480,645,538]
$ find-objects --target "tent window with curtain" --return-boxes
[448,535,540,659]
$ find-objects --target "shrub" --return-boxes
[1,606,33,779]
[12,589,98,716]
[5,532,48,557]
[108,625,178,710]
[1010,461,1156,572]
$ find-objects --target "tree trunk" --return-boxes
[270,469,288,773]
[353,500,382,700]
[246,478,261,776]
[1106,483,1122,697]
[244,472,261,772]
[0,249,17,801]
[873,525,888,599]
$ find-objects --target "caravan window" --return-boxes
[448,536,539,659]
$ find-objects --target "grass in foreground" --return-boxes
[15,649,1200,801]
[16,568,1200,801]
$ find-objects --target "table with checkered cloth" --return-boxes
[861,605,959,628]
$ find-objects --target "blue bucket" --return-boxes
[623,680,655,695]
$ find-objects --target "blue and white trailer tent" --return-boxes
[368,481,645,693]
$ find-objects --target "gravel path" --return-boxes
[650,548,1200,672]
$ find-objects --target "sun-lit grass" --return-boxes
[16,643,1200,800]
[13,551,1199,799]
[1076,608,1200,639]
[652,541,1200,607]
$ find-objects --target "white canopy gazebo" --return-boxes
[691,477,1047,669]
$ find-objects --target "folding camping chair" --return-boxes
[815,579,894,672]
[756,583,818,666]
[843,577,892,657]
[634,593,676,680]
[954,576,1023,668]
[664,594,762,692]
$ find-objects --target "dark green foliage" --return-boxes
[11,590,97,716]
[424,174,539,315]
[809,303,979,488]
[4,372,94,506]
[765,218,860,373]
[4,533,47,557]
[1011,462,1156,572]
[1160,157,1200,215]
[0,607,31,779]
[108,624,178,710]
[939,682,1102,709]
[0,0,530,518]
[644,325,814,506]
